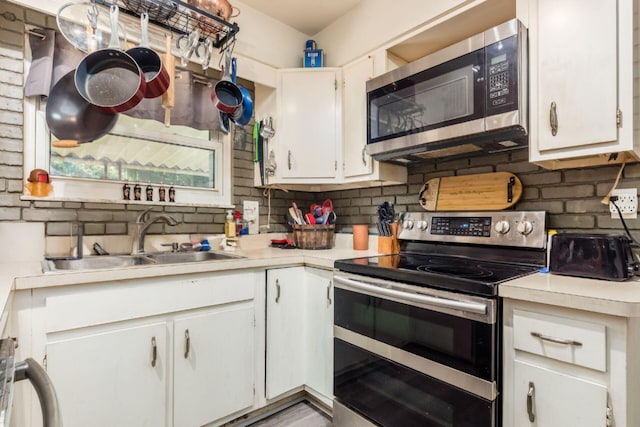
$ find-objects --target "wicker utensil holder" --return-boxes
[293,224,335,249]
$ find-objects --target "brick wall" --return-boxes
[1,2,638,240]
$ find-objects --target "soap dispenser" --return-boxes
[225,210,236,238]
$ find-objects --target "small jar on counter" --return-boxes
[133,183,141,201]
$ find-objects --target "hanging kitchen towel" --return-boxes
[24,29,55,97]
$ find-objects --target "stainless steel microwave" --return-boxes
[366,19,528,164]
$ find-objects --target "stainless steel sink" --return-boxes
[43,251,244,272]
[144,251,243,264]
[44,255,155,271]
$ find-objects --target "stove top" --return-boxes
[335,211,547,297]
[334,253,541,297]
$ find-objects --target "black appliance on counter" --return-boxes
[333,211,547,427]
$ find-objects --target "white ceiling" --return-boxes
[238,0,362,35]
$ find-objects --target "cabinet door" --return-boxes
[304,267,334,400]
[532,0,618,153]
[174,305,255,427]
[46,322,169,427]
[513,360,607,427]
[343,56,374,178]
[266,267,306,399]
[277,69,340,180]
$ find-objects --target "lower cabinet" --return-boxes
[266,267,334,404]
[47,322,170,427]
[13,270,261,427]
[173,305,255,427]
[502,299,637,427]
[513,360,607,427]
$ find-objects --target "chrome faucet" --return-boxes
[131,208,179,254]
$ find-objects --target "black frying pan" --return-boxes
[46,70,118,142]
[74,5,146,113]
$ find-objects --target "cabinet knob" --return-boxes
[151,336,157,368]
[184,329,190,359]
[550,101,558,136]
[527,381,536,422]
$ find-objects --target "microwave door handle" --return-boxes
[334,276,487,315]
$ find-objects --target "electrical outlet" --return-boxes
[610,188,638,219]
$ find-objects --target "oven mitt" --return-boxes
[24,29,55,97]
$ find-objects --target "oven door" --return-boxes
[333,273,498,427]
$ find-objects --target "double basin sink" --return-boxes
[44,251,244,272]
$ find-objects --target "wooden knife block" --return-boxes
[377,221,400,254]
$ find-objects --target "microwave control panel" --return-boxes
[486,34,518,111]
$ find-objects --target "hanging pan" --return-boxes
[126,12,170,98]
[74,5,146,113]
[46,70,118,143]
[211,50,242,115]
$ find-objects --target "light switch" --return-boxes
[243,200,259,235]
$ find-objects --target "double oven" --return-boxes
[333,211,546,427]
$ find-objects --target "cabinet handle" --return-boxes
[184,329,190,359]
[527,381,535,422]
[327,280,332,305]
[151,336,157,367]
[287,151,292,170]
[550,101,558,136]
[275,279,281,303]
[530,331,583,347]
[361,147,367,166]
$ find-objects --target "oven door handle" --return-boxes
[334,276,487,315]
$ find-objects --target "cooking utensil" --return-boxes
[304,213,316,224]
[195,37,213,70]
[187,0,240,33]
[74,5,146,113]
[46,70,118,142]
[126,12,170,98]
[161,34,175,126]
[229,58,253,127]
[259,116,275,138]
[176,27,199,66]
[289,207,302,225]
[56,1,128,54]
[418,172,523,211]
[211,51,242,115]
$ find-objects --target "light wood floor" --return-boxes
[248,401,333,427]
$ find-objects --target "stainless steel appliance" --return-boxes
[0,338,61,427]
[333,211,547,427]
[366,19,528,164]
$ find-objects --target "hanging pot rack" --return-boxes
[93,0,239,52]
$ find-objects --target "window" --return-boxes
[24,97,232,207]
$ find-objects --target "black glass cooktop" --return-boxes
[334,253,542,297]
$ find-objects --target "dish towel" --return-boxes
[24,29,55,97]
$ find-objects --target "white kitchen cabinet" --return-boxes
[513,360,607,427]
[304,267,333,404]
[46,322,169,427]
[173,304,255,427]
[272,69,341,182]
[502,299,633,427]
[13,270,261,427]
[342,55,407,186]
[525,0,639,168]
[266,267,335,405]
[265,267,306,399]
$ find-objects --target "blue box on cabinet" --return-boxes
[304,49,323,68]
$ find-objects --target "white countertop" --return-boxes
[4,229,640,322]
[499,272,640,317]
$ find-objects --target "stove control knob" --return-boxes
[402,219,415,230]
[494,220,511,234]
[417,220,429,231]
[517,220,534,235]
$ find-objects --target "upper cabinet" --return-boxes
[259,53,407,191]
[274,68,342,183]
[525,0,639,169]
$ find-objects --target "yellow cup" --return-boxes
[25,182,53,197]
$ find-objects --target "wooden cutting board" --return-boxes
[418,172,522,211]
